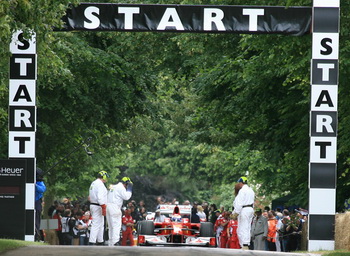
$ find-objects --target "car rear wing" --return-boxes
[158,204,192,215]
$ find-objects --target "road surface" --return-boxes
[1,246,321,256]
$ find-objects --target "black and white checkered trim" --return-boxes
[9,31,37,241]
[309,0,339,251]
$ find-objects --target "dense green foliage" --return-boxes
[0,0,350,211]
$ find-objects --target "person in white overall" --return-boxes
[106,177,133,246]
[89,171,109,245]
[232,176,255,250]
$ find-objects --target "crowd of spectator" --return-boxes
[249,206,308,252]
[44,197,217,246]
[209,206,308,251]
[43,196,307,251]
[46,197,147,246]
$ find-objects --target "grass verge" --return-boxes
[0,239,46,254]
[322,251,350,256]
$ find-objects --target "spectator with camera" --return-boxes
[61,209,76,245]
[76,211,92,245]
[72,211,83,245]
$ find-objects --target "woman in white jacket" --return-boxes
[197,205,207,220]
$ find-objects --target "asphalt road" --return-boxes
[1,246,320,256]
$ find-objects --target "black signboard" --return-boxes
[60,3,312,36]
[0,160,26,240]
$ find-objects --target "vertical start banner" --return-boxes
[9,31,37,241]
[309,0,339,251]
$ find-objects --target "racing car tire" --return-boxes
[138,220,154,235]
[200,222,214,237]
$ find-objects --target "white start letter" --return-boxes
[317,63,335,81]
[242,9,265,31]
[15,58,32,76]
[157,8,184,31]
[118,7,140,30]
[84,6,100,29]
[14,109,32,128]
[203,8,226,31]
[316,115,334,133]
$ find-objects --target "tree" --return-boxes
[1,0,349,211]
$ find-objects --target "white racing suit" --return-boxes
[233,184,255,247]
[106,182,132,246]
[89,178,107,244]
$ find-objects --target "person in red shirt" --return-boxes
[219,211,230,248]
[53,204,65,245]
[121,208,134,246]
[227,213,240,249]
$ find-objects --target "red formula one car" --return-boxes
[137,204,215,247]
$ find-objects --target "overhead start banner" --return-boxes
[60,3,312,36]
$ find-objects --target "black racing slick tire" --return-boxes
[200,222,214,237]
[139,220,154,235]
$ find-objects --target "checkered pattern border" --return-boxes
[309,0,339,251]
[9,31,37,241]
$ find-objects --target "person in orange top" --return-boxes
[267,211,277,251]
[227,213,240,249]
[219,211,230,248]
[121,208,134,246]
